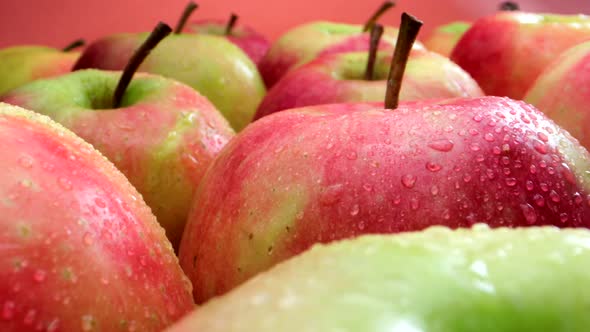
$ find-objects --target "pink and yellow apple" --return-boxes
[451,11,590,99]
[0,103,193,331]
[423,21,470,57]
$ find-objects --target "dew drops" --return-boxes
[345,151,358,160]
[473,114,483,122]
[484,133,495,142]
[533,194,545,207]
[350,204,360,216]
[533,140,548,154]
[560,213,569,223]
[469,128,479,136]
[320,184,344,206]
[529,165,537,174]
[94,198,106,208]
[520,204,537,225]
[476,154,485,162]
[537,132,549,142]
[549,190,560,203]
[2,301,15,320]
[430,185,439,196]
[442,209,451,220]
[505,178,517,187]
[33,269,46,283]
[486,169,496,180]
[574,193,583,205]
[427,139,454,152]
[23,309,36,325]
[426,162,442,172]
[358,220,366,230]
[540,183,549,192]
[463,174,472,183]
[410,197,419,210]
[57,177,72,191]
[470,143,481,152]
[362,183,373,192]
[401,174,417,189]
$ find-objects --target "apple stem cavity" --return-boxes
[174,1,199,34]
[364,24,384,81]
[384,12,422,110]
[62,39,85,52]
[499,1,519,11]
[225,13,239,35]
[363,1,395,32]
[112,22,172,108]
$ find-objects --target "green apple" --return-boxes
[0,40,84,95]
[168,225,590,332]
[1,23,235,249]
[73,22,265,131]
[0,103,193,332]
[424,21,470,57]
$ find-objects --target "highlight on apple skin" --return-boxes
[179,96,590,304]
[0,103,194,332]
[168,225,590,332]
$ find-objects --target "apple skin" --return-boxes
[525,41,590,151]
[186,19,270,66]
[170,225,590,332]
[424,21,470,57]
[179,96,590,304]
[0,46,80,95]
[1,69,235,249]
[73,33,266,131]
[451,12,590,99]
[255,49,483,120]
[258,22,424,88]
[0,103,193,332]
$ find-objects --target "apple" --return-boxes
[1,23,235,250]
[178,13,590,304]
[451,10,590,99]
[169,225,590,331]
[423,21,470,57]
[186,13,271,67]
[258,1,425,88]
[524,40,590,151]
[255,24,483,120]
[73,19,265,131]
[0,39,84,95]
[0,102,193,331]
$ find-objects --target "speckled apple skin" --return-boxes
[452,12,590,99]
[180,97,590,304]
[0,103,194,332]
[1,70,235,249]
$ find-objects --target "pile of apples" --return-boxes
[4,1,590,331]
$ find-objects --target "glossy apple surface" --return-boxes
[255,48,483,120]
[73,33,265,131]
[1,70,234,249]
[0,103,193,332]
[180,96,590,303]
[0,46,79,95]
[452,12,590,99]
[170,225,590,331]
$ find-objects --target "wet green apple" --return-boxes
[169,225,590,332]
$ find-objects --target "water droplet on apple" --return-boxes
[540,183,549,192]
[427,139,454,152]
[574,193,583,205]
[533,140,548,154]
[23,309,36,325]
[537,132,549,142]
[33,269,46,283]
[430,185,439,196]
[18,155,33,169]
[47,318,60,332]
[94,198,106,208]
[401,174,417,188]
[505,178,517,187]
[520,203,537,224]
[473,114,483,122]
[469,128,479,136]
[345,151,358,160]
[410,197,419,210]
[362,183,373,192]
[484,133,495,142]
[57,177,72,190]
[2,300,15,320]
[358,220,366,230]
[319,184,344,206]
[533,194,545,207]
[560,213,569,223]
[549,190,560,203]
[426,162,442,172]
[442,209,451,220]
[350,204,360,216]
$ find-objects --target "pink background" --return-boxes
[0,0,589,48]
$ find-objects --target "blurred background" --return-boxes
[1,0,589,48]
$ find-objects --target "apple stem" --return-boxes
[499,1,519,11]
[363,1,395,32]
[174,1,198,33]
[112,22,172,108]
[225,13,239,35]
[364,24,384,81]
[62,39,85,52]
[384,13,422,110]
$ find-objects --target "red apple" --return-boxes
[451,11,590,99]
[0,102,193,331]
[255,24,482,120]
[258,1,424,88]
[178,13,590,304]
[186,14,270,67]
